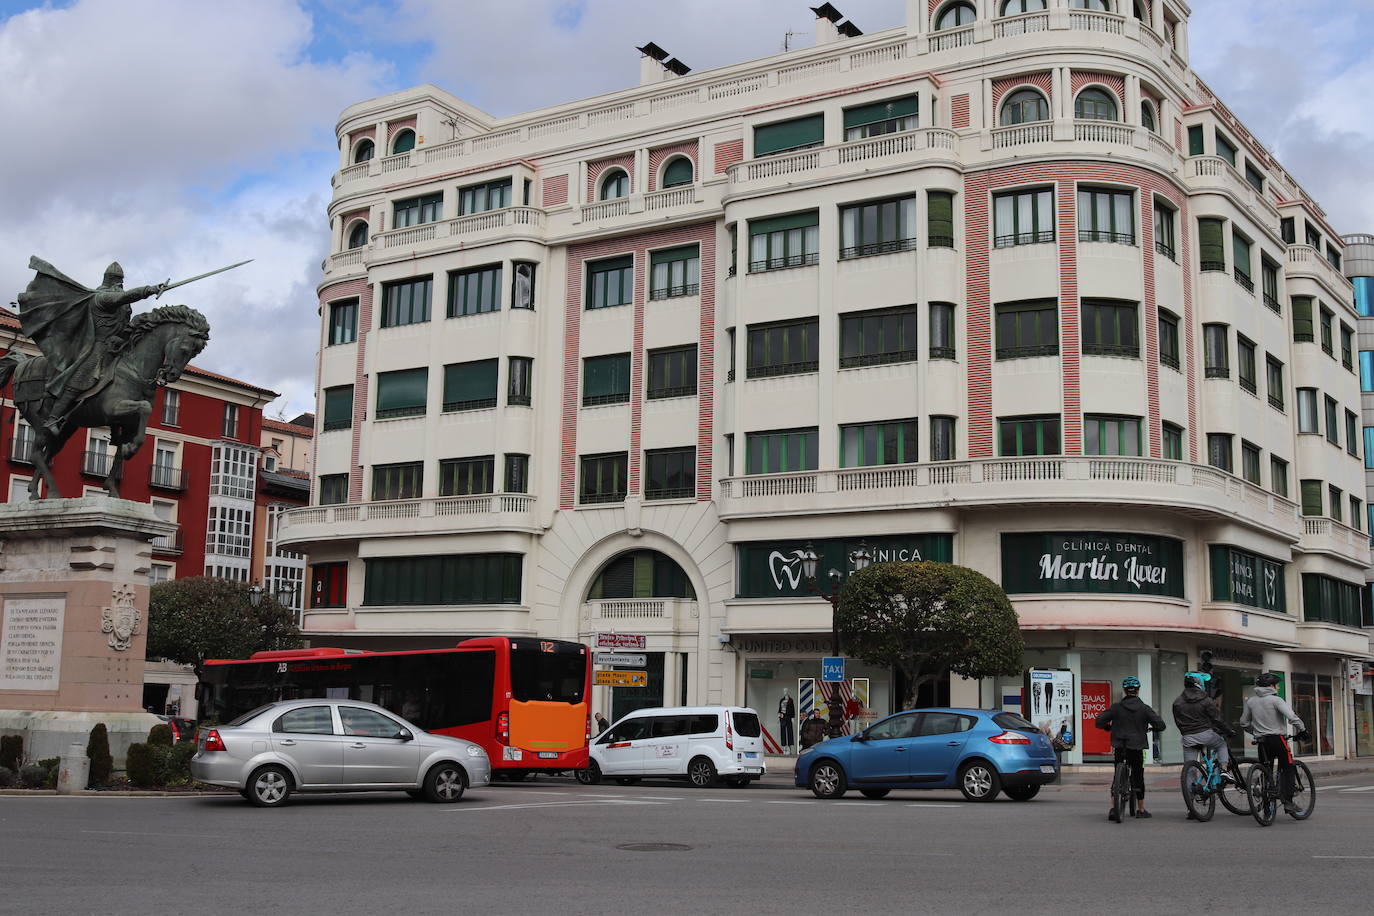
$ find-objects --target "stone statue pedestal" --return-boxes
[0,497,176,765]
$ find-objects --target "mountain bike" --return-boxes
[1245,736,1315,826]
[1179,743,1251,821]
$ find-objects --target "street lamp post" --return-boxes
[801,540,872,738]
[247,580,264,609]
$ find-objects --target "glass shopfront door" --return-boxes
[1291,673,1337,757]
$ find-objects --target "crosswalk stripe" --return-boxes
[1337,786,1374,792]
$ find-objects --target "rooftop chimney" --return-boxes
[811,3,842,45]
[637,42,670,85]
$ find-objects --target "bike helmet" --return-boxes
[1255,672,1280,687]
[1184,671,1211,690]
[1122,675,1141,690]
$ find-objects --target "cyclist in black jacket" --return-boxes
[1096,676,1167,820]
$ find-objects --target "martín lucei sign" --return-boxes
[1001,532,1184,598]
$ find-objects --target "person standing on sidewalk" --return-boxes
[1096,675,1167,821]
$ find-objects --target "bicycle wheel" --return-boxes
[1111,761,1132,822]
[1247,764,1276,827]
[1217,762,1252,816]
[1287,760,1316,820]
[1180,761,1214,822]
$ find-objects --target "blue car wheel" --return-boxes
[958,761,1001,802]
[809,761,847,799]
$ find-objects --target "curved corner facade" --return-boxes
[282,0,1374,762]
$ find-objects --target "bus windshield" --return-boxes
[510,644,587,703]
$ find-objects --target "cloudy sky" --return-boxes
[1,0,1370,418]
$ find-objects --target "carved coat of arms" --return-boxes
[101,584,140,651]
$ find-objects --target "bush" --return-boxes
[147,724,174,747]
[36,758,58,789]
[0,735,21,772]
[164,742,197,786]
[18,764,48,789]
[0,766,16,788]
[125,743,156,788]
[87,724,113,787]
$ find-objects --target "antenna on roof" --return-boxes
[782,29,810,52]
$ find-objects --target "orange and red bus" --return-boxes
[198,636,591,776]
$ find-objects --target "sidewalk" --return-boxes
[757,754,1374,791]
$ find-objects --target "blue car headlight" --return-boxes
[798,745,816,757]
[465,745,486,758]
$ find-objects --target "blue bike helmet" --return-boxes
[1184,671,1211,690]
[1122,676,1141,690]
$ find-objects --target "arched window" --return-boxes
[999,89,1049,126]
[1070,0,1111,10]
[347,222,369,250]
[391,129,415,155]
[1140,101,1157,133]
[1133,1,1148,20]
[935,1,976,30]
[587,550,696,600]
[661,157,693,189]
[1000,0,1046,14]
[599,169,629,200]
[353,139,374,164]
[1075,88,1119,121]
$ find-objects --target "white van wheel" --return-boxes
[687,757,718,788]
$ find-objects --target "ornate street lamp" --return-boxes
[802,540,872,738]
[247,580,264,608]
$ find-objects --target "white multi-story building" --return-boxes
[279,0,1373,762]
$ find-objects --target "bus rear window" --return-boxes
[730,711,761,737]
[510,647,586,703]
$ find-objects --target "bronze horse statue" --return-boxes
[0,304,210,498]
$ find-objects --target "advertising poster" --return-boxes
[1080,681,1113,756]
[1001,532,1185,598]
[1025,668,1075,750]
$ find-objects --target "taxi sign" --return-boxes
[594,670,649,687]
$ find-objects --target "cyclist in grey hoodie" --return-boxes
[1240,673,1307,815]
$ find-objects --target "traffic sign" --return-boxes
[595,633,647,650]
[594,670,649,687]
[595,652,647,667]
[821,657,845,682]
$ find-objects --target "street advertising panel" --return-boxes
[1024,667,1076,750]
[1080,681,1113,756]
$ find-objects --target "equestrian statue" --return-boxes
[0,256,241,499]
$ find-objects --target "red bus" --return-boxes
[198,636,591,776]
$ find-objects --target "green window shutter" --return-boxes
[1299,480,1322,516]
[1292,296,1314,341]
[650,244,700,266]
[1209,545,1231,602]
[753,115,824,156]
[749,211,819,236]
[662,158,693,187]
[1198,218,1225,267]
[843,95,918,130]
[442,360,498,409]
[1187,125,1204,156]
[376,368,428,415]
[1232,235,1251,275]
[928,191,954,245]
[591,254,633,272]
[323,386,353,430]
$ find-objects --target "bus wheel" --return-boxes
[575,761,602,785]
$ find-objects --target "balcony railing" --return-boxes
[583,598,699,624]
[151,527,184,556]
[82,450,111,477]
[1073,120,1133,146]
[727,128,955,187]
[1286,245,1353,295]
[149,465,187,491]
[277,494,538,545]
[369,207,545,254]
[719,457,1301,533]
[10,436,34,465]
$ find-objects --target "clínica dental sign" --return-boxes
[1001,532,1185,598]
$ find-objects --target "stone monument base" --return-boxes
[0,708,163,766]
[0,496,176,771]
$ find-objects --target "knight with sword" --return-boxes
[17,256,250,437]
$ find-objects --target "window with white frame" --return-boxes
[11,420,34,463]
[149,563,173,587]
[210,444,257,499]
[161,389,181,426]
[222,403,239,439]
[205,505,252,558]
[85,429,112,476]
[8,476,35,503]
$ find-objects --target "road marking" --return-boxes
[767,800,816,805]
[575,793,630,798]
[905,803,963,808]
[834,801,881,806]
[1315,785,1352,790]
[455,800,664,812]
[698,798,751,803]
[82,829,223,839]
[1337,786,1374,793]
[1312,855,1374,860]
[636,796,684,801]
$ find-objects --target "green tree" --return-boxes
[836,562,1024,709]
[147,577,302,674]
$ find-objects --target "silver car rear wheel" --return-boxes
[247,766,292,808]
[425,762,466,803]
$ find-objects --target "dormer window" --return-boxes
[391,129,416,155]
[935,1,975,30]
[599,169,630,201]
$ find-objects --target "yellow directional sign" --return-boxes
[594,670,648,687]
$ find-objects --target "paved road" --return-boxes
[3,778,1373,915]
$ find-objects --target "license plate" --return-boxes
[743,767,761,774]
[1039,765,1056,774]
[538,752,559,759]
[744,752,759,758]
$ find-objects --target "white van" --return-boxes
[578,706,766,788]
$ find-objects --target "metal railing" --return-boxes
[149,465,187,490]
[82,450,111,477]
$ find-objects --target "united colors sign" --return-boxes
[1001,532,1184,598]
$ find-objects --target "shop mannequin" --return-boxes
[778,689,796,754]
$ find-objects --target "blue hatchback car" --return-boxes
[793,708,1057,801]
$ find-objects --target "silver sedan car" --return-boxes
[190,698,491,807]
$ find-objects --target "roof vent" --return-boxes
[810,4,860,44]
